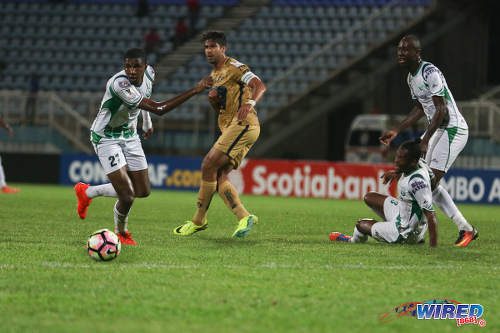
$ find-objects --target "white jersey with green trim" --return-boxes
[407,61,467,129]
[396,166,434,239]
[90,65,154,143]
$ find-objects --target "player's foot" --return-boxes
[173,220,208,236]
[117,231,137,246]
[74,182,92,219]
[1,186,20,194]
[455,226,478,247]
[329,232,352,242]
[232,214,258,238]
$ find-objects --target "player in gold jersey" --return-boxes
[174,31,266,238]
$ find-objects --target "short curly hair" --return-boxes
[201,31,226,46]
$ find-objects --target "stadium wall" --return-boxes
[4,153,497,204]
[2,152,59,184]
[57,154,500,204]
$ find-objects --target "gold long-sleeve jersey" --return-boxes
[210,57,260,130]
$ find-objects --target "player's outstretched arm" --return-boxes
[424,210,438,247]
[379,103,424,145]
[139,76,212,116]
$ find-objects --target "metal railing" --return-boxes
[459,100,500,142]
[0,89,216,154]
[0,90,91,153]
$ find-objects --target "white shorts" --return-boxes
[425,127,468,172]
[93,137,148,175]
[370,197,426,244]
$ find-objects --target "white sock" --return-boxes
[350,226,368,243]
[433,185,473,231]
[86,183,117,198]
[113,201,129,234]
[0,158,6,188]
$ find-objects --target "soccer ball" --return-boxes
[87,229,121,261]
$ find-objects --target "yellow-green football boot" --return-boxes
[173,220,208,236]
[232,215,258,238]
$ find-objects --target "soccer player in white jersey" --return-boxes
[0,117,20,194]
[330,140,438,247]
[74,48,212,245]
[379,35,477,248]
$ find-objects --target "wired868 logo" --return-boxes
[379,299,487,328]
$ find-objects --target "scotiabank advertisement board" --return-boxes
[60,155,499,204]
[230,159,397,199]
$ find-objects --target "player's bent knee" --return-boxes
[364,192,377,204]
[356,219,374,235]
[135,189,150,198]
[201,161,218,177]
[118,195,135,206]
[217,174,228,185]
[117,189,135,205]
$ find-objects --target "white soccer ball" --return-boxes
[87,229,121,261]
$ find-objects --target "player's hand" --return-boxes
[143,128,154,140]
[381,170,401,185]
[379,129,398,145]
[208,88,220,106]
[237,103,252,121]
[195,76,213,93]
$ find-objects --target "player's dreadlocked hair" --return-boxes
[124,48,147,63]
[201,31,227,46]
[400,139,422,162]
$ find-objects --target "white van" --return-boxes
[345,114,423,163]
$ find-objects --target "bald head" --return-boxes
[401,35,422,51]
[397,35,422,70]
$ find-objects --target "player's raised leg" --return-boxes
[74,182,117,219]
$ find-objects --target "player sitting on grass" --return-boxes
[330,140,438,247]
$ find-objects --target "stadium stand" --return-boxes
[156,0,430,112]
[0,0,233,92]
[0,0,498,167]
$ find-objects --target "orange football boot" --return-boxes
[74,182,92,219]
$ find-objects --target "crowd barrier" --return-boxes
[59,154,499,204]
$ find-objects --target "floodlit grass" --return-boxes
[0,184,498,333]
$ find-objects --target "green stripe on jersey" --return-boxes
[446,127,458,144]
[443,87,452,102]
[410,200,423,222]
[101,95,123,118]
[109,79,136,108]
[145,69,154,83]
[103,124,134,139]
[409,173,425,182]
[91,130,102,144]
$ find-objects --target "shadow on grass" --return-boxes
[199,237,260,247]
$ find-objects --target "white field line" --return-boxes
[0,262,497,271]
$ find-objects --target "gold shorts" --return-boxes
[214,123,260,168]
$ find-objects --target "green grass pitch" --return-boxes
[0,184,498,333]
